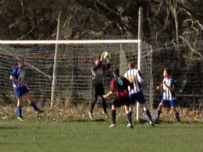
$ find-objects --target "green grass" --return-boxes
[0,118,203,152]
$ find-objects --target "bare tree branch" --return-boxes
[96,0,119,16]
[180,36,202,60]
[18,0,24,16]
[164,8,170,30]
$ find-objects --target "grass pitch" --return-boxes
[0,118,202,152]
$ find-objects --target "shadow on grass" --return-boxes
[94,118,106,122]
[0,126,19,130]
[61,118,106,123]
[136,119,148,124]
[154,120,203,124]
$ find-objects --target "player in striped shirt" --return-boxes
[155,68,180,123]
[103,68,133,128]
[10,58,43,121]
[124,62,154,126]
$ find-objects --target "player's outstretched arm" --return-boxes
[103,91,113,99]
[106,58,110,64]
[156,83,163,90]
[9,75,20,84]
[103,51,111,70]
[92,61,102,71]
[100,51,105,61]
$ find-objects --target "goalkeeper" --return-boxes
[88,51,111,120]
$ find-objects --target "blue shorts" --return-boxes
[129,91,146,105]
[160,99,176,107]
[14,86,29,98]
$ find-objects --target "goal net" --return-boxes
[0,40,153,108]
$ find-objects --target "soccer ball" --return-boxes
[103,51,111,59]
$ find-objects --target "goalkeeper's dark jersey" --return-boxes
[91,61,111,85]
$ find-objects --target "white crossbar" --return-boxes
[0,39,140,45]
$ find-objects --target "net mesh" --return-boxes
[0,41,152,106]
[0,40,202,114]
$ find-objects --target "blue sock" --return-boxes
[146,109,153,122]
[156,110,161,121]
[175,112,181,122]
[30,102,39,112]
[17,106,22,117]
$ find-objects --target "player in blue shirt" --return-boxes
[10,58,43,121]
[155,68,181,123]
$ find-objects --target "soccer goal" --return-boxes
[0,39,153,120]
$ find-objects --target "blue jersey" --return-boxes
[162,77,176,101]
[10,66,26,88]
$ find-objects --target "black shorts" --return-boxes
[92,83,105,97]
[112,97,130,107]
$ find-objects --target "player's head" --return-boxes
[113,68,119,77]
[94,56,100,65]
[128,62,135,69]
[163,68,171,77]
[17,58,25,69]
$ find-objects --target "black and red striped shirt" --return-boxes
[110,76,131,100]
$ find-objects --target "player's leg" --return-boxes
[14,87,24,121]
[171,106,181,122]
[129,104,133,114]
[89,83,98,112]
[24,93,43,114]
[155,102,164,122]
[128,93,135,123]
[89,90,98,120]
[110,104,116,128]
[89,95,97,113]
[17,97,23,121]
[128,104,133,123]
[170,100,181,122]
[101,95,109,118]
[101,95,107,113]
[124,105,133,128]
[99,84,108,116]
[128,93,136,113]
[136,91,154,125]
[140,104,154,126]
